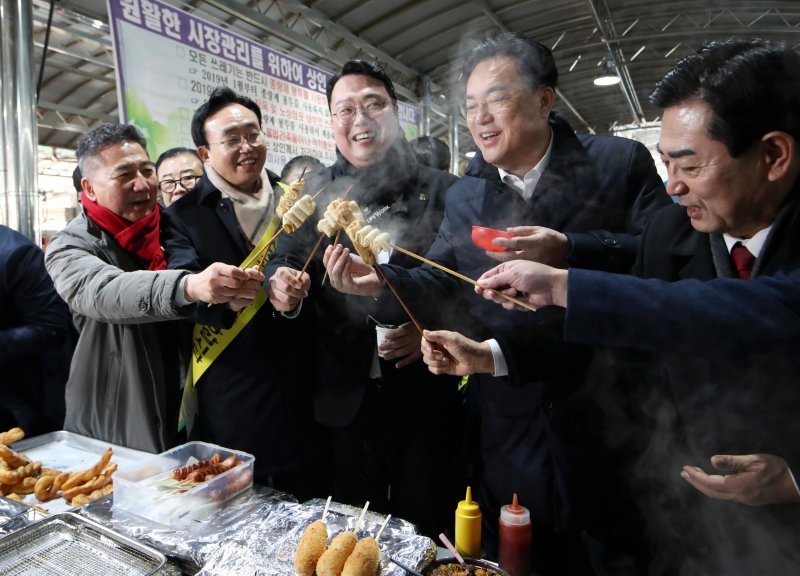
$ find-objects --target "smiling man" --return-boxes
[156,147,204,206]
[45,123,262,452]
[320,34,670,574]
[160,87,318,498]
[266,60,463,537]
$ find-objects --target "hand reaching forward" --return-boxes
[379,322,422,369]
[268,266,310,312]
[184,262,265,309]
[476,259,568,310]
[421,329,494,376]
[322,244,382,297]
[680,453,800,506]
[487,226,569,267]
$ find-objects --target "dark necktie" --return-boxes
[731,242,756,279]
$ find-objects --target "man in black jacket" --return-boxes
[323,34,670,575]
[267,60,464,537]
[161,87,316,498]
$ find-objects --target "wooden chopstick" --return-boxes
[391,244,537,312]
[374,265,424,334]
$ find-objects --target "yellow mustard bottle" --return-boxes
[455,485,482,558]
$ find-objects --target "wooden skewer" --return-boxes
[374,265,424,334]
[299,232,326,276]
[391,244,537,312]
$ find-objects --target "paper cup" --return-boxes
[375,324,397,358]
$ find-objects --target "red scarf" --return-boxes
[80,192,167,271]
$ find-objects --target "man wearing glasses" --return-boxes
[321,35,670,574]
[160,87,317,499]
[267,60,463,537]
[155,147,204,207]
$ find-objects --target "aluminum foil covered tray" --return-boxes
[0,511,166,575]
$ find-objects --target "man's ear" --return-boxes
[82,177,95,201]
[197,146,210,163]
[761,131,795,182]
[539,86,555,117]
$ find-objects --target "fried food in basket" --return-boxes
[316,530,358,576]
[0,427,24,446]
[341,536,381,576]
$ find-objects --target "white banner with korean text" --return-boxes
[107,0,420,173]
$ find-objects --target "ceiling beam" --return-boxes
[38,100,117,123]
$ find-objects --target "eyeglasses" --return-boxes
[461,92,520,120]
[159,174,201,194]
[332,100,389,126]
[207,131,264,152]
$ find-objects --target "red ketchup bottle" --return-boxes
[498,493,532,576]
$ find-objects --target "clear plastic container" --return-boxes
[113,441,254,526]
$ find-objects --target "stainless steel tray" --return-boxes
[0,512,166,575]
[9,431,155,515]
[0,496,28,525]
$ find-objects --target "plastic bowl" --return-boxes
[472,226,514,252]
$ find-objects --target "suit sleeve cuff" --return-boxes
[488,338,508,377]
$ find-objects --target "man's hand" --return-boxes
[227,267,265,312]
[421,329,494,376]
[379,323,422,368]
[184,263,263,305]
[476,259,568,310]
[487,226,569,267]
[680,453,800,506]
[268,266,310,312]
[322,244,382,297]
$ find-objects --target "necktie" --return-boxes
[731,242,756,279]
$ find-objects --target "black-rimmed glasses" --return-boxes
[159,174,201,194]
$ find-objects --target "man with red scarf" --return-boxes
[45,124,262,453]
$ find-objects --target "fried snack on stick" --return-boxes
[316,531,358,576]
[0,444,31,468]
[70,483,114,507]
[276,177,306,218]
[34,472,69,502]
[341,536,381,576]
[0,427,24,446]
[295,520,328,576]
[61,447,112,491]
[0,461,42,486]
[282,195,317,233]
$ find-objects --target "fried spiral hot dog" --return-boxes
[62,464,116,502]
[341,536,381,576]
[316,531,357,576]
[34,471,70,502]
[0,427,24,446]
[295,520,328,576]
[0,461,42,486]
[70,483,114,507]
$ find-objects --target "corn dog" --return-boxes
[316,530,357,576]
[341,536,380,576]
[295,519,328,576]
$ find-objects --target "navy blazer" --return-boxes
[160,172,316,479]
[0,225,72,433]
[380,113,670,539]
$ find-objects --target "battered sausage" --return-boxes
[294,520,328,576]
[316,530,357,576]
[341,536,380,576]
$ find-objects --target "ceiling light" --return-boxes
[593,57,620,86]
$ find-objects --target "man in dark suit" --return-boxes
[468,38,800,576]
[267,61,464,537]
[323,34,670,574]
[0,225,72,434]
[160,87,316,498]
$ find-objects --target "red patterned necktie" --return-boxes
[731,242,756,279]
